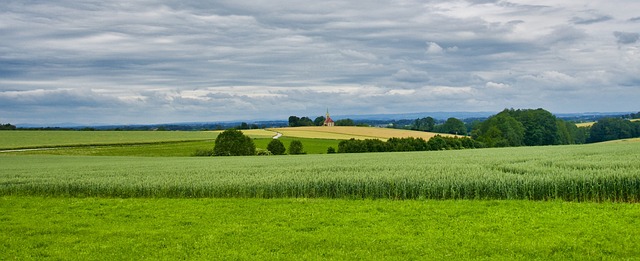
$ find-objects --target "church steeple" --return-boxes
[323,108,335,127]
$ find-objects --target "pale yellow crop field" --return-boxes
[575,122,595,127]
[210,129,278,138]
[268,126,457,141]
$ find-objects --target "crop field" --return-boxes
[268,126,457,140]
[2,140,639,201]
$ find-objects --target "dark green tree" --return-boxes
[588,118,639,143]
[314,116,326,126]
[335,118,355,126]
[288,140,305,155]
[473,111,524,147]
[441,117,467,135]
[267,139,286,155]
[427,135,447,150]
[299,117,314,126]
[1,123,16,130]
[213,129,256,156]
[412,117,435,132]
[288,116,300,127]
[509,108,559,146]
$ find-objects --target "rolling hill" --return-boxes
[267,126,458,141]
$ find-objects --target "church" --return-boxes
[323,110,335,127]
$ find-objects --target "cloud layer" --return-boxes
[1,0,639,124]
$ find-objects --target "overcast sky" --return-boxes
[1,0,639,125]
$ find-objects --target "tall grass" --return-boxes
[1,142,639,201]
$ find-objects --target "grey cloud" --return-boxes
[1,0,639,125]
[613,31,640,44]
[571,12,613,25]
[0,89,123,109]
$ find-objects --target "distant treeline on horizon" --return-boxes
[2,109,639,132]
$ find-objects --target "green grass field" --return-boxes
[0,130,218,150]
[2,137,339,156]
[2,197,639,260]
[0,130,340,156]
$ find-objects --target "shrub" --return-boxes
[327,147,336,154]
[256,148,272,156]
[213,129,256,156]
[267,139,286,155]
[289,140,305,155]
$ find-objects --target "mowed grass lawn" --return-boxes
[2,197,639,260]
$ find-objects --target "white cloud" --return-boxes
[426,42,444,54]
[486,81,510,89]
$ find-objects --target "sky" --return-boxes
[1,0,639,125]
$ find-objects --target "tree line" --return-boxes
[588,118,640,143]
[338,136,482,153]
[471,109,640,147]
[288,115,356,127]
[0,123,17,130]
[410,117,468,135]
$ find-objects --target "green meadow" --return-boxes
[2,197,639,260]
[0,130,217,150]
[0,131,340,156]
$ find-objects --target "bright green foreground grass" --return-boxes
[2,141,639,201]
[1,197,638,260]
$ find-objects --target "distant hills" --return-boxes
[14,111,636,129]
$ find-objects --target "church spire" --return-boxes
[323,108,335,127]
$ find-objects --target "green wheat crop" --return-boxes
[1,141,639,201]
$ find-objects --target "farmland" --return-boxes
[2,131,640,259]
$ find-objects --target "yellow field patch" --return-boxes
[210,129,278,138]
[575,122,595,128]
[268,126,458,141]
